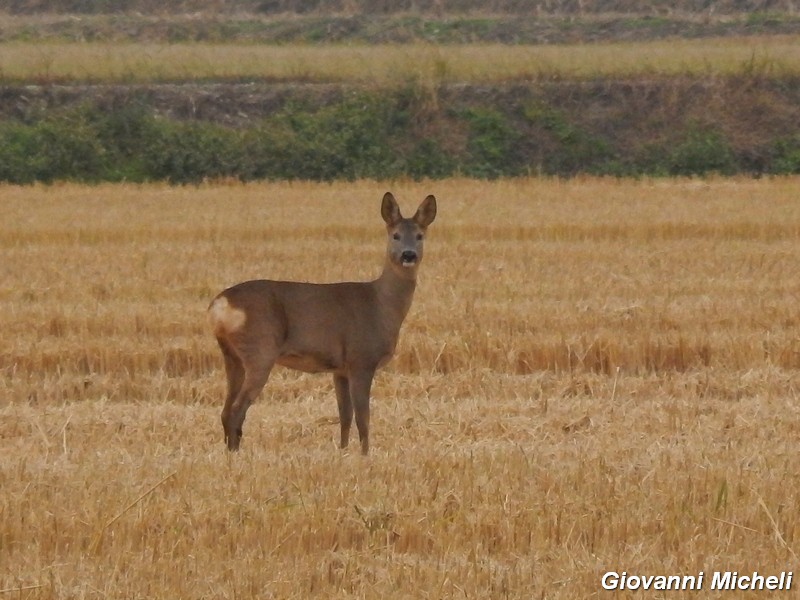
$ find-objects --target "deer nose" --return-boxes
[401,251,418,264]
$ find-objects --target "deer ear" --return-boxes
[381,192,402,225]
[413,195,437,228]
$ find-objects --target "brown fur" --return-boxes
[208,192,437,454]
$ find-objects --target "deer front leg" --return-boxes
[334,374,353,449]
[348,369,375,456]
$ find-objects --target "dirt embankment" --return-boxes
[3,76,799,140]
[3,3,800,44]
[2,15,800,44]
[0,82,347,126]
[4,0,796,15]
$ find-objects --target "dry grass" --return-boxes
[0,36,798,83]
[2,177,800,598]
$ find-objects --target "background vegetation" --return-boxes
[1,2,800,182]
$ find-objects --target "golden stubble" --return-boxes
[0,37,798,83]
[1,177,800,598]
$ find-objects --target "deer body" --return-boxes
[208,193,436,454]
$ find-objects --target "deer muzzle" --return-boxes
[400,250,418,266]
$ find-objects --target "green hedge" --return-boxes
[2,89,800,184]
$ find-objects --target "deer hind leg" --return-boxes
[334,374,353,449]
[348,369,375,456]
[220,339,276,451]
[219,339,245,411]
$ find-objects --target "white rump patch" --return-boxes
[208,296,246,335]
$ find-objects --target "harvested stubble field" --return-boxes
[2,177,800,598]
[1,36,799,83]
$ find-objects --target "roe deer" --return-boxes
[208,192,437,455]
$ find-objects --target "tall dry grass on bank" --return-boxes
[2,178,800,598]
[1,36,798,83]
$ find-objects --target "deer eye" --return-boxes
[393,233,401,240]
[416,233,423,241]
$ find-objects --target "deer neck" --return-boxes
[374,262,417,326]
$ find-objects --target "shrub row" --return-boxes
[2,87,800,184]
